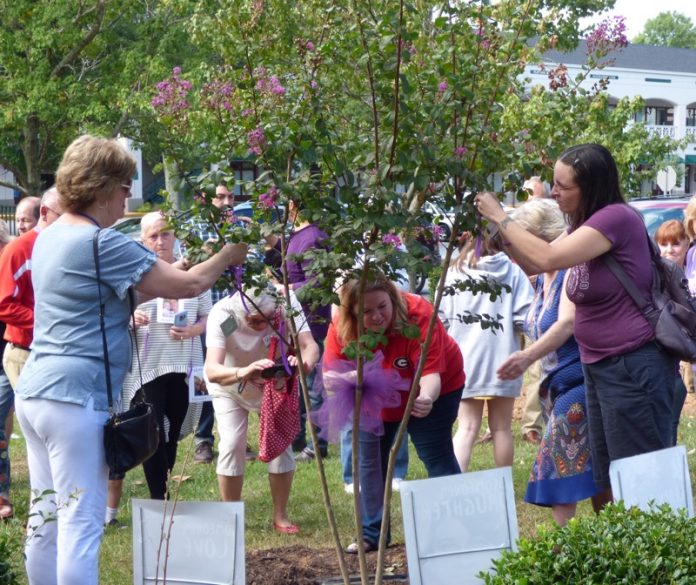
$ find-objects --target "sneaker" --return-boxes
[194,442,213,464]
[295,447,316,462]
[391,478,403,492]
[344,483,354,494]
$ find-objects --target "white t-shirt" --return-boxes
[204,292,310,410]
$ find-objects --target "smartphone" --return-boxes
[261,363,296,379]
[173,310,188,327]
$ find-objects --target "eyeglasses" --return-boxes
[121,182,133,194]
[45,206,62,217]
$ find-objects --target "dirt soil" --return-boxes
[246,392,696,585]
[246,544,408,585]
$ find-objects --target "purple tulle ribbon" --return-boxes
[232,265,249,313]
[310,351,410,443]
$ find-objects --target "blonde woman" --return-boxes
[440,231,533,473]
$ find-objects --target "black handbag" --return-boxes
[92,229,159,475]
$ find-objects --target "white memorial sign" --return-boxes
[132,499,245,585]
[400,467,518,585]
[609,445,693,517]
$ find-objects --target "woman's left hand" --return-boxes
[287,355,314,374]
[411,395,433,418]
[170,324,199,341]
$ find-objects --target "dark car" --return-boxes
[628,196,691,237]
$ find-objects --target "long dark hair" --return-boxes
[558,144,625,229]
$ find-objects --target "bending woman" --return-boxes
[322,271,464,553]
[204,287,320,534]
[475,143,675,506]
[14,134,247,585]
[497,199,601,526]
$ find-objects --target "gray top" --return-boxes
[16,223,156,411]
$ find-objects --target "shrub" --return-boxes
[481,502,696,585]
[0,526,20,585]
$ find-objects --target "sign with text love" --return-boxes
[400,467,518,585]
[609,445,694,517]
[132,499,245,585]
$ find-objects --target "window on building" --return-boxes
[635,106,674,126]
[687,108,696,127]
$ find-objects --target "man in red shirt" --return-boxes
[0,188,63,387]
[0,187,62,520]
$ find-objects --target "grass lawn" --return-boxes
[3,410,696,584]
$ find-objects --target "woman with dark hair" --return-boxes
[475,143,675,508]
[321,271,464,553]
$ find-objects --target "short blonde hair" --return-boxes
[512,199,566,243]
[228,286,280,323]
[56,135,136,213]
[140,211,168,236]
[684,195,696,240]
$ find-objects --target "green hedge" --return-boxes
[481,502,696,585]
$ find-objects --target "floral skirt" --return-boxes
[524,382,600,506]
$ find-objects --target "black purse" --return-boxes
[92,229,159,475]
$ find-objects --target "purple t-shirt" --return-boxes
[566,204,654,364]
[280,224,331,341]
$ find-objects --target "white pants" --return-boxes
[16,396,109,585]
[212,393,295,476]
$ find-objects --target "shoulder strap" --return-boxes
[603,253,652,312]
[93,230,115,413]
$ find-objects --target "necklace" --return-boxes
[75,211,101,228]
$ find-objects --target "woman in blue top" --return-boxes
[14,134,247,585]
[498,199,601,526]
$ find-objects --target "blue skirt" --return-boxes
[524,382,601,506]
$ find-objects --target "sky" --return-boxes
[580,0,696,39]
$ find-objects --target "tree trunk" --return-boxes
[163,155,184,209]
[22,114,43,198]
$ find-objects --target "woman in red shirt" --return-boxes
[322,272,464,553]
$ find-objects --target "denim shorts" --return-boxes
[582,341,675,491]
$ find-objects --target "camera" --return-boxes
[260,363,296,380]
[173,310,188,327]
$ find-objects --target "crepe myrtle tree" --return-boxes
[148,1,622,583]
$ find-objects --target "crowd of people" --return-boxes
[0,136,693,583]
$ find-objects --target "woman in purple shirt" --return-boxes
[475,144,675,510]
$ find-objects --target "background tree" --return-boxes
[0,0,200,198]
[633,11,696,48]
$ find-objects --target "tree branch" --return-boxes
[50,0,108,78]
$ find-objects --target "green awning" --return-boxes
[686,155,696,164]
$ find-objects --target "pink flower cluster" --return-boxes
[202,79,235,112]
[454,146,468,159]
[247,126,266,155]
[255,67,286,96]
[259,185,280,208]
[151,67,192,114]
[382,233,402,248]
[586,16,628,55]
[438,81,448,93]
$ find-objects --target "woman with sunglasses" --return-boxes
[14,134,247,585]
[204,286,319,534]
